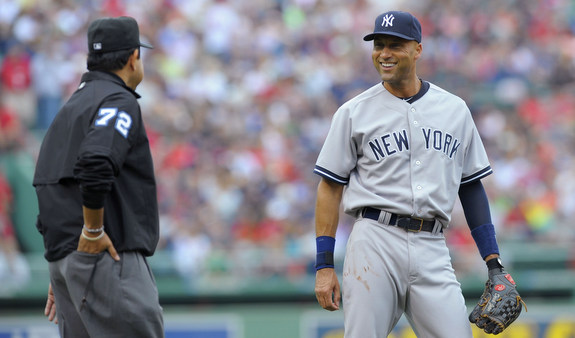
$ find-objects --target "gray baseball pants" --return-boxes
[49,251,164,338]
[342,218,473,338]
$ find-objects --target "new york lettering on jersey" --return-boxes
[368,128,461,161]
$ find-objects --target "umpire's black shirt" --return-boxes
[33,71,159,262]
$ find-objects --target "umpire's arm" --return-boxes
[314,177,344,311]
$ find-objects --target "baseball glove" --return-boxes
[469,267,525,335]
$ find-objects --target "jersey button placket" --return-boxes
[411,108,418,126]
[408,105,422,215]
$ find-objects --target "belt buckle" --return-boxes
[401,217,423,232]
[396,217,423,232]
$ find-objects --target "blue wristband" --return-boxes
[470,223,500,259]
[315,236,335,270]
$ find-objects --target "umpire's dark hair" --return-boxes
[87,47,140,72]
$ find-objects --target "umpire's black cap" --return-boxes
[88,16,154,53]
[363,11,422,43]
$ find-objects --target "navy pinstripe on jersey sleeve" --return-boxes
[314,165,349,185]
[461,166,493,185]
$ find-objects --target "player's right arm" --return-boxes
[314,177,344,311]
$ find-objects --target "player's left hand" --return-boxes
[469,268,525,334]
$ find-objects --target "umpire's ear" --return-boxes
[128,48,140,69]
[123,48,144,90]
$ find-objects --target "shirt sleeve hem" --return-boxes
[313,165,349,185]
[461,166,492,185]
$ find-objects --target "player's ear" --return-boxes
[413,42,422,61]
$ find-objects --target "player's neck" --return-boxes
[383,78,422,100]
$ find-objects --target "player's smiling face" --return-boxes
[372,36,421,87]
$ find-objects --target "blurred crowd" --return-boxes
[1,0,575,291]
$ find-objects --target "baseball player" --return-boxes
[33,17,164,337]
[313,11,523,337]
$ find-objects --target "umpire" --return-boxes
[33,17,164,337]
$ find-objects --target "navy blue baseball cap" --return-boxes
[88,16,154,53]
[363,11,422,43]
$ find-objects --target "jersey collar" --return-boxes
[403,80,429,104]
[386,79,430,104]
[80,71,141,98]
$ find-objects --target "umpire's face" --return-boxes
[372,36,422,89]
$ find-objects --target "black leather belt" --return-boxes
[362,207,441,233]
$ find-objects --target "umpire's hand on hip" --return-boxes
[77,231,120,261]
[315,268,341,311]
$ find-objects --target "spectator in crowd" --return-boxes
[0,170,30,294]
[0,42,35,127]
[0,99,24,151]
[30,41,72,129]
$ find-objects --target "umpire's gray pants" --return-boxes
[49,251,164,338]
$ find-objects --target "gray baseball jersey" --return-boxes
[314,81,492,227]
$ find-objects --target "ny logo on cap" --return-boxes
[381,14,395,27]
[93,43,102,50]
